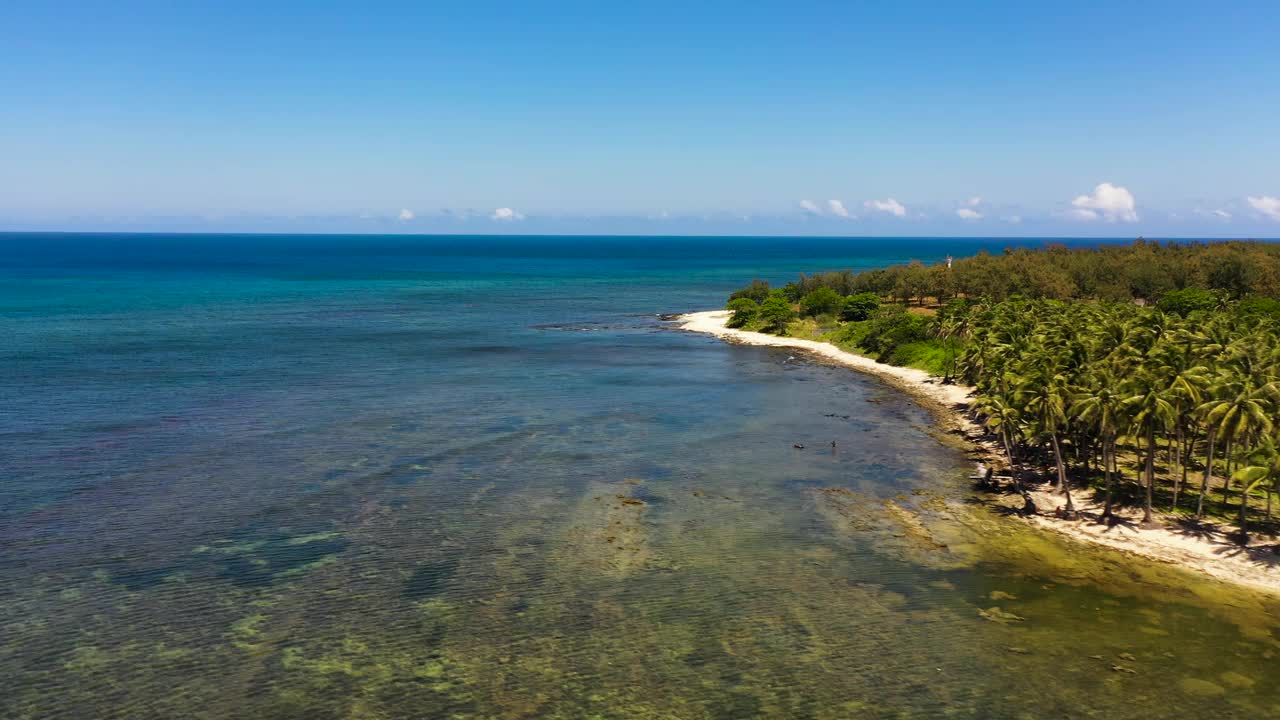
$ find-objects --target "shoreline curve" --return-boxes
[675,310,1280,596]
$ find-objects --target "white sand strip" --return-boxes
[677,311,974,409]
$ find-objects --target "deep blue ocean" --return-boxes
[3,233,1278,719]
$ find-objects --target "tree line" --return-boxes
[723,240,1280,541]
[738,239,1280,307]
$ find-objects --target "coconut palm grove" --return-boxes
[725,240,1280,543]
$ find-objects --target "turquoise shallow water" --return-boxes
[2,233,1278,719]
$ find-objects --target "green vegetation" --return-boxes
[725,297,758,328]
[757,292,796,333]
[840,292,880,321]
[751,239,1280,305]
[799,287,843,317]
[726,240,1280,539]
[1157,288,1219,316]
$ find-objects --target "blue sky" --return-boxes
[2,1,1278,236]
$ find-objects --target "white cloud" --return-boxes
[955,208,982,220]
[1067,208,1100,221]
[827,199,851,218]
[491,207,525,221]
[964,196,983,207]
[1247,196,1280,221]
[1002,215,1023,224]
[1070,182,1138,222]
[1194,208,1231,221]
[863,198,906,217]
[398,208,415,222]
[798,199,822,215]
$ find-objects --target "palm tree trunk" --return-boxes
[1177,427,1193,512]
[1142,429,1157,526]
[1220,437,1234,506]
[1196,428,1216,519]
[1170,425,1183,511]
[1051,433,1074,516]
[1003,429,1037,515]
[1101,437,1116,522]
[1238,483,1251,546]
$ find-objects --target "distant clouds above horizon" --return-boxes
[11,181,1278,238]
[2,1,1279,237]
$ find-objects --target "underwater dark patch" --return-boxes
[629,485,665,506]
[403,559,459,600]
[265,538,350,573]
[215,535,351,588]
[107,564,179,591]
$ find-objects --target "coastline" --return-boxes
[677,310,1280,595]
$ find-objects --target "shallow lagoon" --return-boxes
[2,234,1277,719]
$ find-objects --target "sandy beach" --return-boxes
[678,310,1280,595]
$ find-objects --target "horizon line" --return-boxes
[2,230,1278,242]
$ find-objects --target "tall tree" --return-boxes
[1071,367,1126,522]
[1018,366,1076,517]
[1122,371,1177,527]
[1200,375,1276,509]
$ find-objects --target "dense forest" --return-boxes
[724,240,1280,542]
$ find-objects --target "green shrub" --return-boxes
[832,320,870,348]
[859,306,928,357]
[1236,297,1280,319]
[1157,288,1219,316]
[840,292,881,321]
[725,297,759,328]
[758,293,796,333]
[885,340,948,374]
[799,287,843,317]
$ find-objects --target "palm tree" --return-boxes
[973,385,1037,514]
[1229,436,1280,545]
[1156,331,1209,511]
[1121,370,1176,527]
[1018,366,1076,517]
[934,315,964,384]
[1199,375,1276,510]
[1194,414,1221,520]
[1071,367,1126,522]
[946,295,1279,536]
